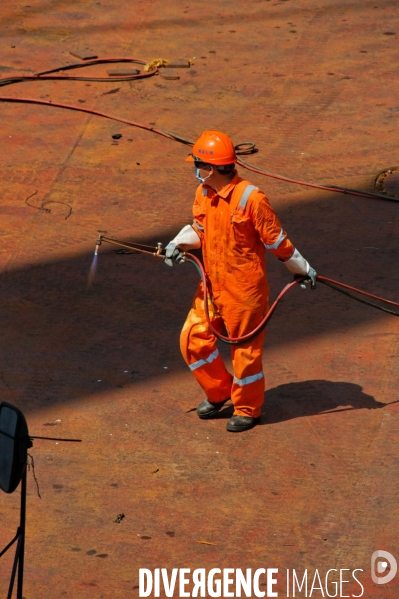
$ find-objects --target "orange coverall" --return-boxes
[180,173,295,418]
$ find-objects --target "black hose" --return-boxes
[318,280,399,316]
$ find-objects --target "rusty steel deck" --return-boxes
[0,0,398,597]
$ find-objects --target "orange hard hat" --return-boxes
[185,130,237,165]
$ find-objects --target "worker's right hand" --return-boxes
[164,241,185,267]
[294,266,317,289]
[305,266,317,290]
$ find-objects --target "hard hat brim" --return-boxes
[185,153,237,165]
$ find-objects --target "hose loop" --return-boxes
[234,142,258,156]
[185,253,302,345]
[184,253,399,346]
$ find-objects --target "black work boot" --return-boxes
[226,415,260,432]
[197,398,229,419]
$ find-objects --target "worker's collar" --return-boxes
[204,172,239,199]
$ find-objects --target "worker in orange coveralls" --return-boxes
[165,131,316,432]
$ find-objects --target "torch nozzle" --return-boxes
[94,235,103,255]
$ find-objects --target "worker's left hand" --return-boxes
[295,266,317,290]
[164,241,185,266]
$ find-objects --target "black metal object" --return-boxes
[0,402,82,598]
[0,402,31,599]
[0,402,32,494]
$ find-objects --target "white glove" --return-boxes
[164,225,201,267]
[284,248,317,289]
[171,225,201,250]
[164,242,185,267]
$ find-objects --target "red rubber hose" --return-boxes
[36,57,148,75]
[185,253,399,345]
[0,57,155,85]
[95,238,399,344]
[185,253,304,345]
[0,96,179,142]
[0,91,396,202]
[318,275,399,307]
[236,158,399,203]
[0,72,155,84]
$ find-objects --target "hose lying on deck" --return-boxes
[0,56,398,203]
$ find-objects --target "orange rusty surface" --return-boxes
[0,1,398,597]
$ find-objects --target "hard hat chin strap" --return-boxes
[195,167,213,184]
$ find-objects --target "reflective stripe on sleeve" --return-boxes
[193,220,204,231]
[238,184,258,210]
[264,228,285,250]
[189,348,219,371]
[233,371,264,386]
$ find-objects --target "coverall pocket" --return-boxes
[226,252,259,275]
[230,214,253,244]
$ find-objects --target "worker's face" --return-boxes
[199,164,212,178]
[194,162,213,184]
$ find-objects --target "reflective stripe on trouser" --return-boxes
[180,285,267,418]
